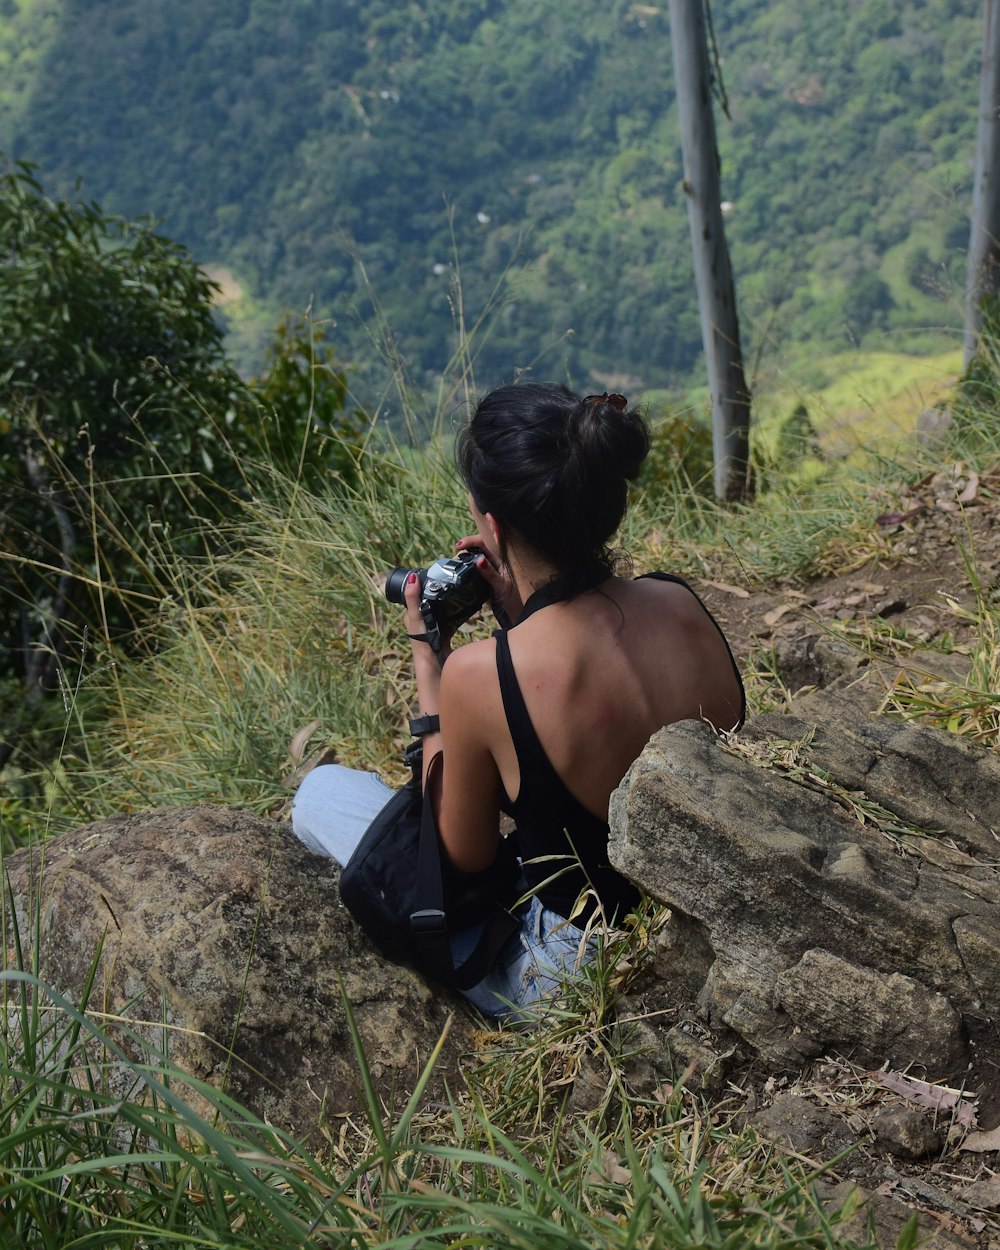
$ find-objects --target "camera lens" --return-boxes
[384,566,422,604]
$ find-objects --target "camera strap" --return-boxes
[418,601,445,657]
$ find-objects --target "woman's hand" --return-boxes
[454,535,523,625]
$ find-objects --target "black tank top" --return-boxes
[494,571,745,922]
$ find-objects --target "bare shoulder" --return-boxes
[439,635,501,726]
[629,573,722,630]
[441,634,497,687]
[626,573,744,728]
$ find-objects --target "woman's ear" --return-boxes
[484,511,503,551]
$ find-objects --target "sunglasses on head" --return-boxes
[582,392,627,412]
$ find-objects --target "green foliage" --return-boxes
[0,161,243,466]
[0,0,980,391]
[24,439,471,831]
[776,402,821,465]
[903,245,942,297]
[0,165,383,836]
[955,295,1000,433]
[0,964,371,1246]
[0,159,250,694]
[842,272,896,341]
[250,315,371,492]
[637,402,715,497]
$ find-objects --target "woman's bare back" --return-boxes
[492,575,743,819]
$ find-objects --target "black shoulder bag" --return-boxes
[339,752,521,990]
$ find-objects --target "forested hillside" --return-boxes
[0,0,981,392]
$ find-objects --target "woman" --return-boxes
[293,383,744,1017]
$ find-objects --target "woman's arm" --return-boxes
[402,572,445,791]
[434,641,505,872]
[401,575,503,872]
[402,572,505,875]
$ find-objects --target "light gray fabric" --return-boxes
[290,764,395,865]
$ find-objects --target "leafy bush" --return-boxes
[637,402,715,498]
[0,160,250,694]
[249,315,371,493]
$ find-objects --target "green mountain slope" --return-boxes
[0,0,981,392]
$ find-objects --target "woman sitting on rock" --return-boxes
[292,383,744,1016]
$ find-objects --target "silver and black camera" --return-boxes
[385,548,490,653]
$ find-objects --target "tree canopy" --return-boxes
[0,163,363,706]
[0,0,981,392]
[1,163,247,686]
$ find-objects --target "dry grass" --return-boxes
[880,579,1000,744]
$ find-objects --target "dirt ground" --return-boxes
[682,466,1000,1248]
[697,464,1000,673]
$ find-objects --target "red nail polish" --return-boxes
[407,572,417,585]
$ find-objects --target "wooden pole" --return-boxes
[668,0,752,501]
[965,0,1000,369]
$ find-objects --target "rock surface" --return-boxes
[3,806,475,1139]
[609,713,1000,1079]
[873,1107,945,1160]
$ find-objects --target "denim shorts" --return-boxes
[450,895,596,1020]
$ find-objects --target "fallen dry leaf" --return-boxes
[958,470,980,504]
[703,579,751,598]
[876,505,927,526]
[764,603,795,627]
[287,720,321,766]
[599,1150,633,1186]
[872,1071,979,1128]
[960,1126,1000,1153]
[280,744,339,790]
[812,596,843,613]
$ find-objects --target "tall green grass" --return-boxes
[32,440,905,831]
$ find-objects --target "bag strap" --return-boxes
[410,753,519,991]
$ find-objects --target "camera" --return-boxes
[385,548,490,653]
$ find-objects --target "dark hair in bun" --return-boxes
[455,382,650,572]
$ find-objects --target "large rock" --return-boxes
[3,806,476,1139]
[609,714,1000,1078]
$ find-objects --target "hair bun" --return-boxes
[457,381,651,574]
[569,391,649,482]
